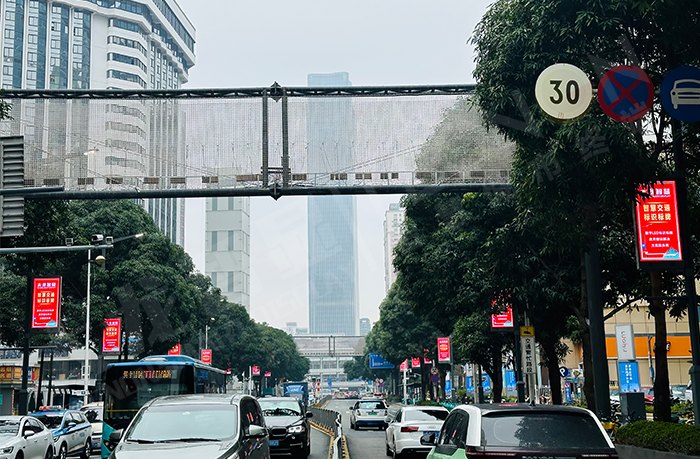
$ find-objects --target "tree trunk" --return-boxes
[491,367,504,403]
[542,338,563,404]
[649,271,672,421]
[580,257,596,412]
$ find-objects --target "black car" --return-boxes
[258,397,312,458]
[105,394,270,459]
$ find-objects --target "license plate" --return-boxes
[368,411,377,415]
[269,440,279,447]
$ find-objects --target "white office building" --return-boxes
[384,202,405,292]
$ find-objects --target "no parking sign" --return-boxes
[598,66,653,122]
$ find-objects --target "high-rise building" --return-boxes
[359,318,371,336]
[384,202,405,292]
[205,196,250,311]
[307,72,359,336]
[0,0,195,245]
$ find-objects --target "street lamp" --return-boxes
[83,232,145,405]
[205,318,216,349]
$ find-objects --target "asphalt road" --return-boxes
[326,399,398,459]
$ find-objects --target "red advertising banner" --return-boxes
[399,360,408,372]
[437,337,451,363]
[635,181,683,266]
[411,357,421,368]
[264,371,272,377]
[423,349,432,364]
[102,318,121,353]
[251,365,261,376]
[31,277,62,331]
[491,306,515,329]
[167,344,181,355]
[200,349,212,364]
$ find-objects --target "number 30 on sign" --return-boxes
[535,63,593,122]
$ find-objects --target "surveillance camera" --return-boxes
[65,238,73,247]
[105,236,114,245]
[90,234,104,245]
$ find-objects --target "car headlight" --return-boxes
[287,425,305,434]
[1,446,13,454]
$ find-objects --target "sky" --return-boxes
[177,0,494,330]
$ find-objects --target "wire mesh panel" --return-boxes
[0,86,513,195]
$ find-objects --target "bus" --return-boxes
[101,354,227,458]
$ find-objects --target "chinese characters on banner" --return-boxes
[251,365,261,376]
[411,357,421,368]
[437,337,451,363]
[521,335,536,374]
[200,349,212,364]
[167,344,181,355]
[618,361,641,392]
[491,306,514,329]
[635,181,683,265]
[102,318,122,353]
[31,277,62,331]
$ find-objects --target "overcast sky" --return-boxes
[177,0,494,330]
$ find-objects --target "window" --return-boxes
[438,411,468,448]
[228,231,235,251]
[211,232,218,252]
[227,272,234,292]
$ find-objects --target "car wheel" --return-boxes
[79,440,90,459]
[14,450,23,459]
[44,448,53,459]
[58,443,67,459]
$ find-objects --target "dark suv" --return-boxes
[106,394,270,459]
[258,397,312,457]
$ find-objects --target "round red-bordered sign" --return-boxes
[597,65,653,122]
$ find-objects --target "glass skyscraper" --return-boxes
[0,0,195,245]
[307,72,359,336]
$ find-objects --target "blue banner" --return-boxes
[505,370,516,391]
[368,353,395,370]
[466,376,474,394]
[445,379,452,399]
[482,375,492,393]
[618,361,641,392]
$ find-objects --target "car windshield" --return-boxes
[481,412,611,451]
[258,400,302,416]
[358,401,386,410]
[82,408,102,422]
[126,404,238,442]
[32,414,63,429]
[404,409,448,422]
[0,420,19,435]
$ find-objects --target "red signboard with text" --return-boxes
[167,344,181,355]
[411,357,421,368]
[200,349,212,364]
[251,365,261,376]
[400,360,408,372]
[102,318,121,353]
[491,306,514,329]
[31,277,62,331]
[635,181,683,268]
[264,371,272,377]
[437,337,451,364]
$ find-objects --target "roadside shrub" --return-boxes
[615,420,700,456]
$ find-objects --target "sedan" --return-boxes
[385,406,448,457]
[28,408,91,459]
[422,404,618,459]
[258,397,312,457]
[350,399,389,430]
[0,416,54,459]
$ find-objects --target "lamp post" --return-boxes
[83,232,145,405]
[204,318,215,349]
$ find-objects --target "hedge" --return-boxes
[615,421,700,456]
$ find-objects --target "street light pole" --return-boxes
[83,248,92,406]
[205,324,209,350]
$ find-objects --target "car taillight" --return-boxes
[400,426,419,432]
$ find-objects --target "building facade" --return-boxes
[359,317,371,336]
[307,72,359,336]
[205,196,251,311]
[0,0,195,245]
[384,202,405,292]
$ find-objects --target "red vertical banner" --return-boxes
[168,344,181,355]
[251,365,261,376]
[411,357,421,368]
[31,277,62,331]
[200,349,212,364]
[102,318,122,353]
[437,337,452,364]
[423,348,432,364]
[635,181,683,267]
[399,360,408,372]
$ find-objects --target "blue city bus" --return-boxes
[101,355,227,458]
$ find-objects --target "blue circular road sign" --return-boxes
[597,66,653,122]
[661,65,700,122]
[559,366,570,378]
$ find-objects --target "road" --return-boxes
[325,399,400,459]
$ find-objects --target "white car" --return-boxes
[349,399,389,430]
[79,402,103,454]
[385,406,448,457]
[0,416,54,459]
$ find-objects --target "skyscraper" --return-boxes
[359,318,371,336]
[0,0,195,245]
[384,202,405,292]
[307,72,359,336]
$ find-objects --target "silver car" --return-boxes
[0,416,54,459]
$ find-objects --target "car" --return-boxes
[421,404,618,459]
[258,397,312,457]
[79,402,103,454]
[0,415,55,459]
[349,399,389,430]
[385,406,449,458]
[671,385,686,403]
[671,79,700,109]
[28,407,91,459]
[105,394,270,459]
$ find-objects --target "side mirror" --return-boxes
[384,415,393,424]
[306,412,313,418]
[420,432,437,446]
[246,425,267,439]
[23,430,35,438]
[108,429,123,444]
[350,406,355,410]
[67,421,77,428]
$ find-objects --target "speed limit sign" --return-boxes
[535,63,593,121]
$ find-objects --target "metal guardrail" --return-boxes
[309,406,345,459]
